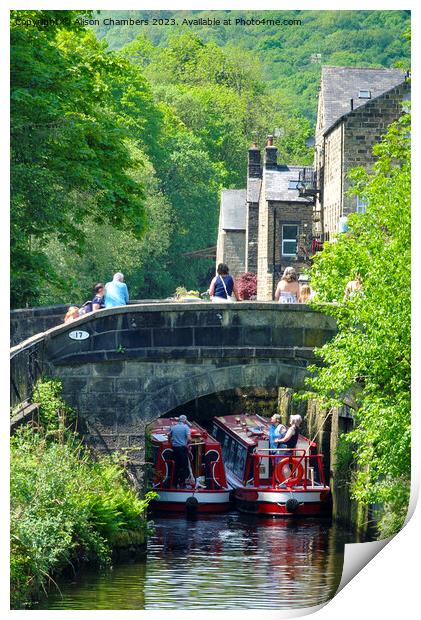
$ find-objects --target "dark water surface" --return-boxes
[33,513,360,610]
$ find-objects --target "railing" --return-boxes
[10,337,45,409]
[250,448,326,490]
[298,168,319,198]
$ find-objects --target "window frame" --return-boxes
[356,196,367,214]
[281,223,299,257]
[358,89,371,99]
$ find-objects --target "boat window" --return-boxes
[233,445,247,479]
[226,438,237,471]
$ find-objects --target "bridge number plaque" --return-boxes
[69,330,90,341]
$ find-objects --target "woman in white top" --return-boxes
[274,267,300,303]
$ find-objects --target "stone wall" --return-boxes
[11,300,151,346]
[321,125,343,239]
[245,202,259,273]
[320,81,409,238]
[257,199,313,300]
[10,305,69,347]
[221,230,246,277]
[342,82,410,216]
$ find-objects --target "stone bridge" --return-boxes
[10,302,336,485]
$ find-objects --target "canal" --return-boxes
[33,513,363,610]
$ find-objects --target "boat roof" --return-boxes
[150,417,212,443]
[213,414,317,450]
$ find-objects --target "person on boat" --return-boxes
[275,414,302,456]
[274,267,300,303]
[269,414,287,455]
[168,415,192,488]
[208,263,239,303]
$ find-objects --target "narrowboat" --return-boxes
[211,414,331,517]
[149,418,231,513]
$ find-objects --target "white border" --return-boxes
[3,1,419,618]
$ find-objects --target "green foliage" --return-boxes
[11,13,149,307]
[10,380,156,608]
[32,378,76,435]
[306,113,411,538]
[94,10,410,121]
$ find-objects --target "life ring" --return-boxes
[275,458,304,486]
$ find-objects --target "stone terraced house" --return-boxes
[216,138,314,300]
[306,65,410,240]
[216,65,410,299]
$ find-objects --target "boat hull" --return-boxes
[234,488,331,517]
[152,489,232,513]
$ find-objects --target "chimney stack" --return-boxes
[248,142,261,179]
[265,135,278,170]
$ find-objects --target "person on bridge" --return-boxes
[168,415,192,488]
[343,273,362,301]
[208,263,239,303]
[104,273,129,308]
[92,283,106,311]
[274,267,300,303]
[63,306,80,323]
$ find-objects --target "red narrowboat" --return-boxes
[211,414,331,517]
[149,418,231,513]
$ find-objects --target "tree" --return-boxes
[11,13,149,306]
[306,113,411,538]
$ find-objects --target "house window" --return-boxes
[288,180,300,190]
[356,196,367,214]
[282,224,298,257]
[358,89,371,99]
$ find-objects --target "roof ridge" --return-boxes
[322,65,404,71]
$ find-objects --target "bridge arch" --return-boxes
[11,302,336,485]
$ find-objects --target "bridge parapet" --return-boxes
[10,302,337,486]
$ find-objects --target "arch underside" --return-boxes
[139,361,310,422]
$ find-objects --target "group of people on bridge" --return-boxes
[64,273,130,324]
[63,264,362,323]
[209,263,313,304]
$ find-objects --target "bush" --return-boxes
[236,272,257,300]
[10,429,155,608]
[10,379,156,608]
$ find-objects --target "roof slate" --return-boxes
[220,189,247,230]
[265,165,314,203]
[321,66,406,134]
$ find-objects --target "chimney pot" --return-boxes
[266,135,274,147]
[350,98,354,111]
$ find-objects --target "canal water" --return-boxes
[33,513,361,610]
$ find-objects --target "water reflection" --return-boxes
[34,513,358,610]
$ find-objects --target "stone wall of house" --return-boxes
[245,202,259,274]
[256,177,272,300]
[257,198,313,300]
[320,125,343,240]
[216,230,246,277]
[319,81,409,238]
[342,81,410,216]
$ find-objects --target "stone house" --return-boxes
[303,66,410,240]
[216,189,247,277]
[216,139,314,300]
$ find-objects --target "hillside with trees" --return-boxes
[93,10,411,120]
